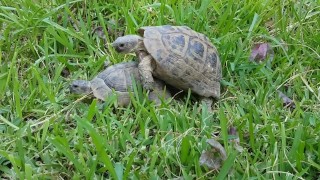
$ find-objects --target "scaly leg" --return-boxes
[148,80,172,105]
[200,96,213,112]
[137,51,155,90]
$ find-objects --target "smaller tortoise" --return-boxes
[70,61,171,106]
[112,25,221,109]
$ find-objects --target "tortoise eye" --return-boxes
[119,44,125,48]
[73,85,79,88]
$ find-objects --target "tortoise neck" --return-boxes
[135,38,145,51]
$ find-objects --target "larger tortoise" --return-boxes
[70,61,171,106]
[112,25,221,108]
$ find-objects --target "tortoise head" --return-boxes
[112,35,143,53]
[69,80,92,94]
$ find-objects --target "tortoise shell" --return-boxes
[89,62,170,106]
[138,25,221,98]
[87,62,140,105]
[96,62,140,93]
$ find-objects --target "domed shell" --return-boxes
[96,62,140,92]
[138,25,221,98]
[86,62,171,106]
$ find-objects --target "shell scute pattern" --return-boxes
[97,63,139,92]
[158,27,213,75]
[139,25,221,98]
[161,33,188,58]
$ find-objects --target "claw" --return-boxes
[143,82,154,91]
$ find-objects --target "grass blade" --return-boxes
[216,152,237,179]
[77,117,118,179]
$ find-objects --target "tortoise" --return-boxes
[111,25,221,108]
[69,61,171,106]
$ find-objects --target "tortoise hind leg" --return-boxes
[137,51,155,91]
[200,97,213,112]
[148,80,172,105]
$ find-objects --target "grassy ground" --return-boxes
[0,0,319,179]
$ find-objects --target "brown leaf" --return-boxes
[93,19,125,40]
[61,67,70,78]
[206,139,227,160]
[249,43,274,63]
[228,127,244,153]
[93,26,107,40]
[57,9,80,32]
[228,126,237,136]
[277,90,296,109]
[199,139,227,170]
[199,150,223,170]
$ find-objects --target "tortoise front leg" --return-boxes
[137,51,155,90]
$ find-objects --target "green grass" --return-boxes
[0,0,319,179]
